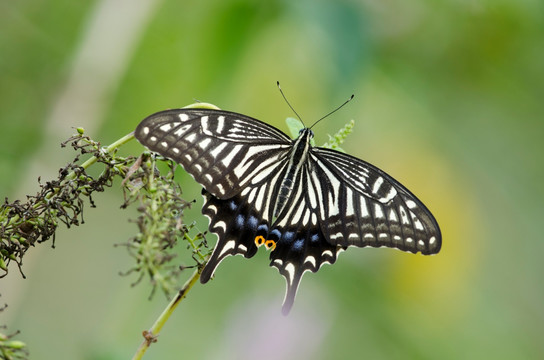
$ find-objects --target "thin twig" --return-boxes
[131,260,207,360]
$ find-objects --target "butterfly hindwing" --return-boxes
[201,189,343,315]
[200,190,262,283]
[268,209,342,315]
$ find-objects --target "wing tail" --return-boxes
[269,213,342,315]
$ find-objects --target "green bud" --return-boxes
[5,340,27,349]
[182,102,221,110]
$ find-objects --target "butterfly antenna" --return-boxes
[310,94,354,129]
[277,81,305,126]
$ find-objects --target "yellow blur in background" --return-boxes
[1,0,542,359]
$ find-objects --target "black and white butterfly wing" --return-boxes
[264,163,344,315]
[135,109,328,313]
[200,164,342,314]
[310,147,441,254]
[134,109,292,199]
[135,107,442,315]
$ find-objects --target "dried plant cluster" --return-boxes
[119,153,209,297]
[0,130,209,358]
[1,132,127,277]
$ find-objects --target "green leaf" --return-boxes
[286,117,304,139]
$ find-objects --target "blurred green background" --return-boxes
[1,0,543,359]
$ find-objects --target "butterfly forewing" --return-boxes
[135,107,442,314]
[311,147,441,254]
[134,109,292,199]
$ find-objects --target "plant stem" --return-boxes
[76,131,135,174]
[131,263,206,360]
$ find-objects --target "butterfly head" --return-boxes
[298,128,314,141]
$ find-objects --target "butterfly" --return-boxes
[134,104,441,314]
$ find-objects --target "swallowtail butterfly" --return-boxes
[134,103,441,314]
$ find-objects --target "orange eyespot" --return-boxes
[265,240,276,251]
[254,236,276,251]
[255,236,265,246]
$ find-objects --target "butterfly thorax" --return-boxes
[273,128,314,219]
